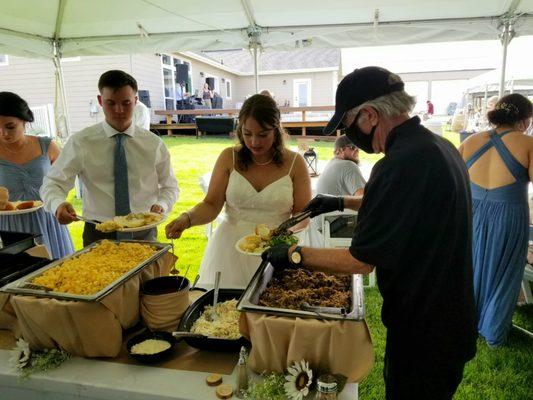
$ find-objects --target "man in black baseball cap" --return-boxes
[263,66,477,399]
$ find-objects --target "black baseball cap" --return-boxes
[324,66,405,135]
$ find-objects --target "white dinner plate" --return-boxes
[0,201,43,216]
[235,234,300,257]
[117,214,167,232]
[235,235,267,257]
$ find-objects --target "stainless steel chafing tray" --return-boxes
[237,260,365,321]
[0,240,171,302]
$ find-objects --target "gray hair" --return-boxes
[345,90,416,123]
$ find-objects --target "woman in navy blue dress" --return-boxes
[459,94,533,346]
[0,92,74,259]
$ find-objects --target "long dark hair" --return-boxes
[235,94,287,170]
[487,93,532,127]
[0,92,34,122]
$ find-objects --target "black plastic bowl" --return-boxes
[177,288,250,352]
[126,330,176,364]
[142,276,190,295]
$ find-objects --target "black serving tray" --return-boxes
[0,230,40,256]
[177,288,249,352]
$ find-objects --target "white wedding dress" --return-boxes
[197,151,297,288]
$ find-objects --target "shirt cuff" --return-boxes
[50,198,66,217]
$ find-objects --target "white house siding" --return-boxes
[233,70,337,107]
[130,54,165,122]
[0,56,56,119]
[61,55,131,132]
[0,53,165,133]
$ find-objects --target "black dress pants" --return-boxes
[384,346,466,400]
[82,223,157,247]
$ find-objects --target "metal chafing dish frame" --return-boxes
[0,240,171,302]
[237,260,365,321]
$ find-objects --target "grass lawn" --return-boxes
[67,133,532,399]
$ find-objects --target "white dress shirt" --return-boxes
[41,120,179,221]
[133,101,151,130]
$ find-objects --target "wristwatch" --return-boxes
[290,246,303,267]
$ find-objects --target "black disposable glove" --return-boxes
[303,194,344,218]
[261,244,292,271]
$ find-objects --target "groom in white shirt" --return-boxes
[41,70,179,245]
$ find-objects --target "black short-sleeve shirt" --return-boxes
[350,117,476,363]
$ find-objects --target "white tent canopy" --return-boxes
[467,63,533,92]
[1,0,532,135]
[0,0,532,58]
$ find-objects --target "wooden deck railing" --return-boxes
[152,105,338,137]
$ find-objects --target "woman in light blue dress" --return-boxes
[460,93,533,346]
[0,92,74,259]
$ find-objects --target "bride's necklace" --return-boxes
[252,155,274,166]
[0,138,28,154]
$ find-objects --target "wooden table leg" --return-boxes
[166,115,173,137]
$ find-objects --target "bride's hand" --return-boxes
[165,213,191,239]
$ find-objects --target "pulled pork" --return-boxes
[258,269,351,310]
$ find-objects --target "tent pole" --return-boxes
[498,18,516,98]
[253,44,259,94]
[498,22,509,97]
[53,40,71,138]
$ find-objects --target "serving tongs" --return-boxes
[76,215,100,225]
[300,301,347,318]
[271,209,312,237]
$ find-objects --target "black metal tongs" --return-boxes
[270,209,312,237]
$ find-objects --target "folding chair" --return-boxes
[321,210,376,287]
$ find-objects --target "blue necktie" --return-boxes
[114,134,131,216]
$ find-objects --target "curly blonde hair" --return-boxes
[235,94,287,170]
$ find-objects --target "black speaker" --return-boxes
[138,90,151,108]
[176,64,189,83]
[206,77,215,91]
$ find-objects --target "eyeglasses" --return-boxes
[345,145,358,151]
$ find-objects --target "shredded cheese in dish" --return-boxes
[191,299,242,339]
[130,339,171,355]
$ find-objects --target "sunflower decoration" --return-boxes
[284,359,313,400]
[10,338,31,369]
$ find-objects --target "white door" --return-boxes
[293,79,311,107]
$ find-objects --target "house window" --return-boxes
[0,55,9,66]
[225,79,232,99]
[162,54,172,66]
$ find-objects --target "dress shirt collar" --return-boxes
[102,119,137,138]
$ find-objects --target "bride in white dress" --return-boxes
[165,94,311,287]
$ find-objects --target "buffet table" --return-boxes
[0,347,359,400]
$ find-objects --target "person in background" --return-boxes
[259,89,274,98]
[0,92,74,258]
[41,70,179,246]
[133,100,150,130]
[166,94,311,287]
[426,100,434,115]
[317,134,365,197]
[202,83,214,108]
[459,93,533,347]
[308,134,366,247]
[263,66,476,400]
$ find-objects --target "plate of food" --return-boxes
[235,223,299,256]
[0,200,43,216]
[95,212,166,233]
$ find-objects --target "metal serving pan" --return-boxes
[237,260,365,321]
[0,240,171,302]
[177,288,250,352]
